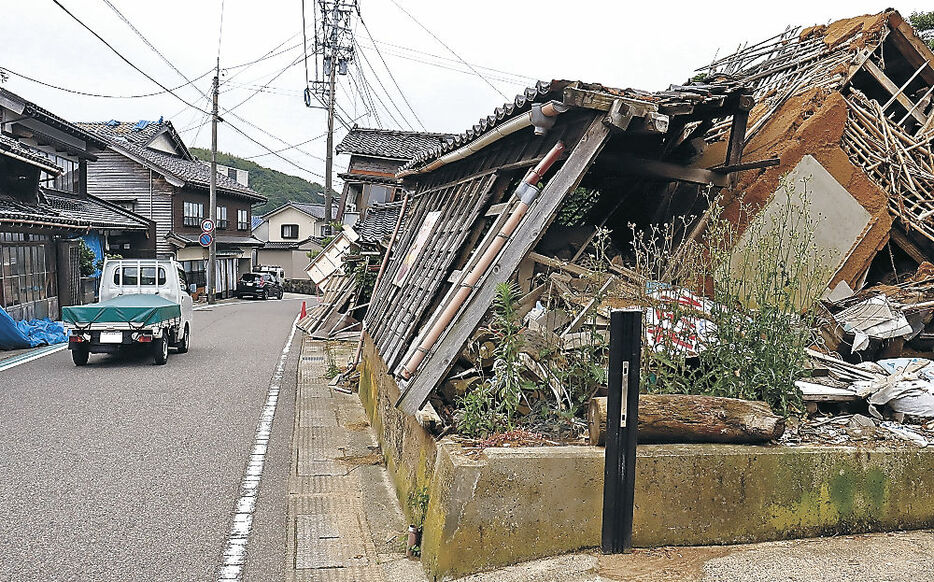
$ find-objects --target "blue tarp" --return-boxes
[81,232,104,278]
[0,308,67,350]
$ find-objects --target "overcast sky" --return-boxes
[0,1,927,188]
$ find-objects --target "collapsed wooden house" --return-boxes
[360,79,765,414]
[697,10,934,289]
[299,201,403,339]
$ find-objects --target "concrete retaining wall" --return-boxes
[358,335,439,524]
[359,335,934,580]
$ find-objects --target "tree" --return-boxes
[910,11,934,50]
[77,240,97,277]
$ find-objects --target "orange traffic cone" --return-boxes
[300,301,307,319]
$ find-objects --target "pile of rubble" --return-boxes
[797,263,934,430]
[782,414,934,447]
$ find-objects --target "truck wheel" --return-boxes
[72,347,89,366]
[153,336,169,365]
[176,324,190,354]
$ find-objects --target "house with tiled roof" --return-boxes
[252,201,358,280]
[335,127,453,220]
[77,118,266,297]
[0,88,154,321]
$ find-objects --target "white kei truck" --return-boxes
[62,259,194,366]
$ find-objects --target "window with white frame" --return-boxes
[237,209,249,230]
[217,206,228,229]
[183,201,204,227]
[281,224,299,239]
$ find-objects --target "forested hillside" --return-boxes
[191,147,331,214]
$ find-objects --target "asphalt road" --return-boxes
[0,296,308,581]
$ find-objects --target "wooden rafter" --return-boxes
[863,59,929,126]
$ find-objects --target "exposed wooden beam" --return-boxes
[725,110,749,166]
[863,59,929,126]
[882,61,929,112]
[710,157,781,173]
[562,86,658,118]
[527,251,592,277]
[890,227,928,265]
[887,12,934,87]
[601,154,730,188]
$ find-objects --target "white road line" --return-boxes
[0,344,67,372]
[194,297,311,311]
[217,311,301,581]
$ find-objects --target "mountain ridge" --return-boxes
[190,147,331,215]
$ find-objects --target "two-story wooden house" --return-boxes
[0,88,154,321]
[78,119,266,297]
[335,127,452,220]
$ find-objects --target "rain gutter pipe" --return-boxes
[396,101,569,178]
[398,140,566,380]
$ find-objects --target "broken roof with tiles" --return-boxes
[336,127,455,161]
[360,77,760,414]
[77,119,265,203]
[691,9,934,285]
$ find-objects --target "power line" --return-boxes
[51,0,210,114]
[355,41,413,130]
[386,0,508,100]
[224,37,303,78]
[225,119,325,179]
[0,64,214,99]
[365,37,536,84]
[221,53,304,116]
[356,44,532,86]
[71,0,327,181]
[242,130,327,159]
[100,0,205,96]
[356,12,425,130]
[350,62,382,127]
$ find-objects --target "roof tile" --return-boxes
[337,127,454,160]
[77,120,265,203]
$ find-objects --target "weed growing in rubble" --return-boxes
[456,282,532,437]
[632,177,832,415]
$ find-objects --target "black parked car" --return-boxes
[236,272,283,300]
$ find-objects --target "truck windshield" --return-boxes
[114,266,167,286]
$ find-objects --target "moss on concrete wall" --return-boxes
[359,336,934,580]
[358,334,439,527]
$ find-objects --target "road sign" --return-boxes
[201,218,215,233]
[199,232,214,247]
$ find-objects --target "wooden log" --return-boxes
[588,394,785,445]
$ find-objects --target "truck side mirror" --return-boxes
[189,283,197,294]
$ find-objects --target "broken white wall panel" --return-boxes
[729,155,874,309]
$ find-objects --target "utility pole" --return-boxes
[208,59,219,305]
[309,0,358,228]
[324,59,336,227]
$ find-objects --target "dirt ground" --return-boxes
[598,530,934,582]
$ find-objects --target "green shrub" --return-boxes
[455,282,533,438]
[635,177,831,415]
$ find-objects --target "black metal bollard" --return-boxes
[601,308,642,554]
